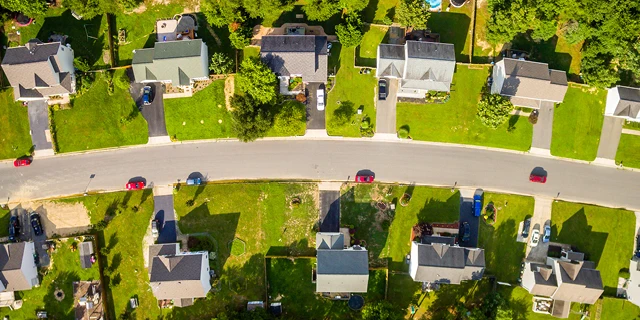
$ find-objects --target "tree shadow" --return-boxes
[494,285,529,320]
[43,271,81,319]
[272,5,342,34]
[484,218,526,282]
[426,280,490,318]
[510,33,576,81]
[507,115,519,132]
[331,100,355,126]
[266,238,313,256]
[109,252,122,273]
[355,24,390,68]
[107,233,118,251]
[427,12,471,62]
[416,191,460,223]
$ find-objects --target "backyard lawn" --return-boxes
[397,65,533,151]
[551,201,636,295]
[616,134,640,169]
[427,0,474,62]
[511,32,583,81]
[499,286,596,320]
[601,297,640,320]
[550,86,606,161]
[51,70,148,152]
[340,184,460,270]
[326,44,378,137]
[478,193,534,283]
[0,238,101,319]
[164,80,233,140]
[0,89,32,160]
[355,25,389,68]
[473,0,494,63]
[363,0,399,23]
[172,182,319,316]
[0,207,10,238]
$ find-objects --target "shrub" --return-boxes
[295,93,307,103]
[398,127,409,139]
[382,16,393,25]
[477,94,514,128]
[528,111,539,124]
[186,199,195,207]
[210,52,233,75]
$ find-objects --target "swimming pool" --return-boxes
[427,0,442,10]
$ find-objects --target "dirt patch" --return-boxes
[225,75,235,110]
[130,3,147,14]
[12,201,91,237]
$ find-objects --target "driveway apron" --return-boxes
[596,116,624,160]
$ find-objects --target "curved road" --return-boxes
[1,139,639,210]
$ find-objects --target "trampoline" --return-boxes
[348,295,365,311]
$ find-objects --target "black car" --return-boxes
[30,212,43,236]
[9,215,20,242]
[522,219,531,238]
[462,222,470,242]
[378,79,387,100]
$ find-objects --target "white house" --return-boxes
[0,242,39,292]
[604,86,640,122]
[1,39,75,102]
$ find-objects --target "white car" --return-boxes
[316,89,325,111]
[530,229,540,247]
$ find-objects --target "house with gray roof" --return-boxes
[628,257,640,307]
[522,250,603,318]
[1,39,75,102]
[132,39,208,90]
[315,232,368,295]
[260,35,327,94]
[0,242,39,292]
[376,41,456,98]
[409,236,485,284]
[148,243,210,307]
[605,86,640,122]
[491,58,568,108]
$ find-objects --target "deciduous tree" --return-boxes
[236,58,278,104]
[209,52,233,74]
[230,95,273,142]
[397,0,430,30]
[0,0,47,16]
[476,94,514,129]
[302,0,340,21]
[336,13,364,47]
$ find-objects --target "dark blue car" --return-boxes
[8,215,19,242]
[142,86,152,106]
[473,191,483,217]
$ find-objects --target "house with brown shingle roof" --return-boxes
[491,58,568,108]
[1,39,76,102]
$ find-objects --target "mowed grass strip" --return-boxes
[0,89,32,160]
[616,134,640,169]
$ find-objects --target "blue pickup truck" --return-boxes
[473,190,483,217]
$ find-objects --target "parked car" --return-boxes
[529,174,547,183]
[522,219,531,238]
[473,191,483,217]
[151,220,159,238]
[30,212,43,236]
[316,89,325,111]
[9,215,19,242]
[462,222,470,242]
[543,225,551,243]
[126,181,145,190]
[186,178,202,186]
[142,86,153,106]
[378,79,387,100]
[13,158,31,167]
[530,229,540,247]
[355,174,374,183]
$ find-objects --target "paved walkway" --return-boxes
[27,100,54,157]
[622,128,640,136]
[596,116,624,161]
[376,78,398,134]
[530,102,554,155]
[525,197,552,263]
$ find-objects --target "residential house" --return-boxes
[604,86,640,122]
[490,58,568,108]
[628,257,640,307]
[315,232,369,296]
[132,39,209,90]
[376,41,456,98]
[522,250,604,318]
[260,35,328,94]
[0,242,39,292]
[148,243,211,307]
[1,39,75,102]
[409,236,485,284]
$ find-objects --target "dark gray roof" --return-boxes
[132,40,208,86]
[316,233,344,250]
[613,86,640,118]
[153,39,204,60]
[379,44,405,60]
[260,35,327,83]
[502,58,552,80]
[317,249,369,275]
[149,244,178,261]
[79,242,94,269]
[406,41,456,61]
[149,252,208,299]
[496,58,568,103]
[422,235,456,246]
[1,40,60,65]
[410,242,485,284]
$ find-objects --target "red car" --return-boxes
[13,158,31,167]
[355,174,374,183]
[126,181,145,190]
[529,174,547,183]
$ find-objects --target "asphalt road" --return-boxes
[1,140,640,210]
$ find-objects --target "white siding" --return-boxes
[490,60,505,95]
[21,242,39,289]
[199,252,211,296]
[604,87,621,117]
[409,242,419,281]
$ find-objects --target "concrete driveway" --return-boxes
[530,101,554,154]
[319,191,340,232]
[596,116,624,161]
[525,197,552,262]
[306,82,326,130]
[376,78,398,134]
[130,82,168,138]
[458,196,479,248]
[154,194,176,244]
[27,100,53,155]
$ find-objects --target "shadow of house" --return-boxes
[416,191,461,223]
[319,191,340,233]
[426,12,471,62]
[554,208,607,269]
[484,218,526,282]
[266,238,313,257]
[511,33,576,81]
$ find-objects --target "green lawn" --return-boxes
[0,238,101,319]
[170,182,319,317]
[397,65,533,151]
[499,286,596,320]
[0,207,10,238]
[326,44,377,137]
[601,297,640,320]
[616,134,640,169]
[623,121,640,131]
[51,70,148,152]
[511,32,583,81]
[340,184,460,270]
[472,0,494,63]
[165,79,233,140]
[363,0,398,23]
[0,89,32,160]
[114,2,185,65]
[550,86,606,161]
[266,258,386,319]
[355,25,389,68]
[551,201,636,295]
[9,8,109,68]
[427,0,474,62]
[242,46,261,61]
[478,193,534,283]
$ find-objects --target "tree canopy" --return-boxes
[230,95,273,142]
[0,0,47,16]
[361,301,401,320]
[336,13,364,47]
[302,0,340,21]
[476,94,514,129]
[236,58,278,104]
[396,0,430,30]
[209,52,233,74]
